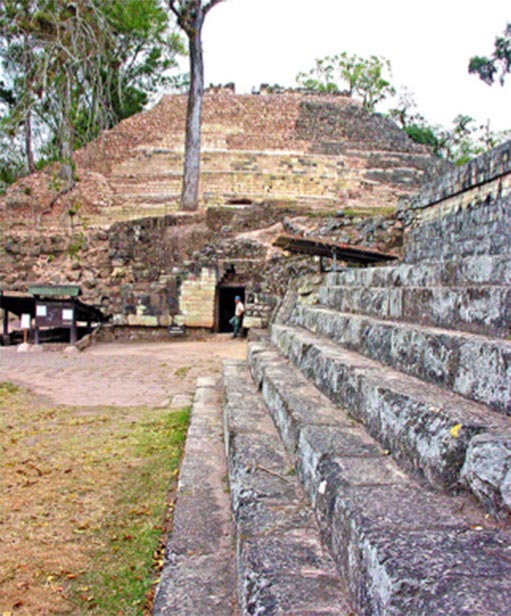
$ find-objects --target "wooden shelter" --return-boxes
[0,285,107,345]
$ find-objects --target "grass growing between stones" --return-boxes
[0,382,190,615]
[174,365,192,380]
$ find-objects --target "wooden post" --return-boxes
[70,300,77,344]
[2,308,8,337]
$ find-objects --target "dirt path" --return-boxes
[0,335,247,407]
[0,335,248,615]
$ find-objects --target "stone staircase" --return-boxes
[154,372,353,615]
[154,145,511,614]
[230,254,511,611]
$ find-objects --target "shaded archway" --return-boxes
[216,286,245,333]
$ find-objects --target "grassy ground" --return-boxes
[0,381,190,615]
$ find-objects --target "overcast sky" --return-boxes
[190,0,510,132]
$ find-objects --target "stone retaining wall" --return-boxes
[401,141,511,262]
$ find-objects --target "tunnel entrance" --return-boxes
[216,286,245,333]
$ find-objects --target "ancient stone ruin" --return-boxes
[154,141,511,614]
[1,88,510,613]
[0,88,446,341]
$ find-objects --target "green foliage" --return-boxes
[67,232,85,258]
[296,52,396,110]
[469,23,511,86]
[0,148,25,190]
[405,124,439,149]
[0,0,186,184]
[0,381,21,395]
[389,89,510,164]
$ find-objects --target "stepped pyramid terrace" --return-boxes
[1,87,446,338]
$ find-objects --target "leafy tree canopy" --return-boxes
[469,23,511,86]
[0,0,185,185]
[296,52,396,110]
[389,88,510,165]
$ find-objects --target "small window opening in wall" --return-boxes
[217,286,245,333]
[226,198,253,205]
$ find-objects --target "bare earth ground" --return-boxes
[0,335,247,407]
[0,335,247,615]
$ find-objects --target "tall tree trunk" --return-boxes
[23,31,35,174]
[59,73,75,188]
[180,26,204,211]
[25,109,35,174]
[169,0,224,211]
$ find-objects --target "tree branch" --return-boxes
[167,0,181,20]
[203,0,225,16]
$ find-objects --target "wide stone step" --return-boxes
[223,360,351,615]
[319,282,511,338]
[112,149,350,178]
[270,323,511,516]
[153,377,238,615]
[326,254,511,288]
[247,339,511,615]
[292,304,511,415]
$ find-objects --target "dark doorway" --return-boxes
[217,286,245,333]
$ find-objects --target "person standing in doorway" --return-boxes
[229,295,245,338]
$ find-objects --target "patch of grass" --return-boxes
[0,386,190,615]
[303,208,340,219]
[0,381,21,395]
[72,407,190,614]
[342,205,397,218]
[174,365,191,380]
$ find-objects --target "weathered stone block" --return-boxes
[461,433,511,518]
[293,304,511,415]
[271,323,511,506]
[242,316,263,329]
[320,282,511,338]
[127,314,158,327]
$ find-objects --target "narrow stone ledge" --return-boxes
[153,378,237,615]
[223,360,351,615]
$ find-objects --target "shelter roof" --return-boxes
[0,293,35,317]
[273,234,398,265]
[0,289,107,323]
[28,285,81,298]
